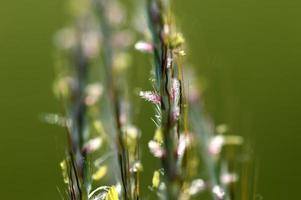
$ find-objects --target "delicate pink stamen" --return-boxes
[139,91,161,104]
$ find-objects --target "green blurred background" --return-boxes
[0,0,300,199]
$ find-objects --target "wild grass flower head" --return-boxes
[53,0,254,199]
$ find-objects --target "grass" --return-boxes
[52,0,254,199]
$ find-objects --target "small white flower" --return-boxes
[212,185,225,199]
[82,137,102,154]
[134,41,154,53]
[189,179,206,195]
[123,125,139,139]
[130,161,143,173]
[221,173,238,184]
[177,134,190,157]
[208,135,244,155]
[85,83,103,106]
[208,135,224,155]
[148,140,165,158]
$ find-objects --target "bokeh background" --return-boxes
[1,0,300,199]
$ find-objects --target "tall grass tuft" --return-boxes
[52,0,255,199]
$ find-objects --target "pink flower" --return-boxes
[221,173,238,184]
[148,140,165,158]
[82,138,102,154]
[139,91,161,104]
[134,41,154,53]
